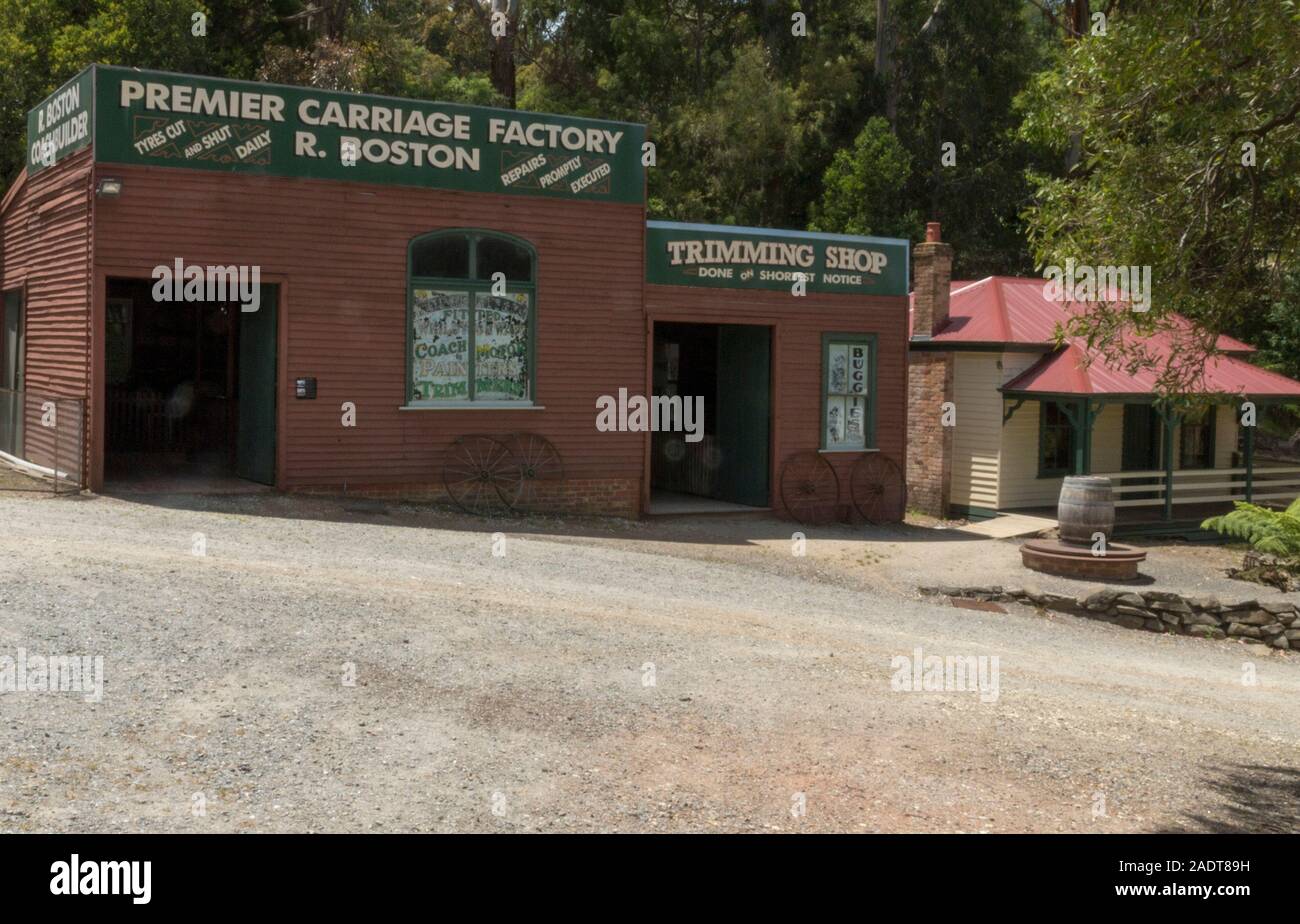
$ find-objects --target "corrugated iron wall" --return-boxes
[0,150,94,484]
[644,284,911,517]
[91,164,647,496]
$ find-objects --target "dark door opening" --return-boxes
[1,289,23,458]
[650,321,771,510]
[104,278,277,486]
[1121,403,1163,500]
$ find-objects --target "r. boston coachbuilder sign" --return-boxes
[645,221,909,297]
[28,65,646,204]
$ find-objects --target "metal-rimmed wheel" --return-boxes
[504,432,564,512]
[850,453,907,524]
[779,451,840,524]
[443,434,522,516]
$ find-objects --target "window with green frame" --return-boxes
[407,230,536,404]
[821,334,876,450]
[1038,401,1076,476]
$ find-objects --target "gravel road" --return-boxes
[1,491,1297,833]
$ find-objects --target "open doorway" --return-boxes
[650,321,771,512]
[104,277,278,489]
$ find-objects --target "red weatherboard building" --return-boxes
[2,65,912,521]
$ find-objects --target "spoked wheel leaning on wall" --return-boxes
[778,450,841,525]
[443,434,523,516]
[849,453,907,524]
[503,432,564,512]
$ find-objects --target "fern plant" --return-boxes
[1202,497,1300,560]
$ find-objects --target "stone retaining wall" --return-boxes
[919,584,1300,649]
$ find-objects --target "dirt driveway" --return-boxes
[1,492,1297,833]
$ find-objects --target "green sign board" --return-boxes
[645,221,910,297]
[29,65,646,203]
[27,69,94,174]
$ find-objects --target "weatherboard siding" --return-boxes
[1091,404,1124,474]
[1215,404,1237,469]
[949,353,1001,509]
[91,162,646,500]
[644,284,909,518]
[0,149,93,478]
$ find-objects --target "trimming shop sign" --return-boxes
[645,221,909,297]
[27,65,646,204]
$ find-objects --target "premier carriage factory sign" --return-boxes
[28,65,646,204]
[645,221,910,297]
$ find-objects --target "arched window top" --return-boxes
[410,230,535,284]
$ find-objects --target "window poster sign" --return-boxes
[646,221,909,297]
[474,293,529,400]
[411,290,469,401]
[826,342,869,450]
[29,65,646,203]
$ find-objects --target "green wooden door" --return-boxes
[236,285,277,485]
[1122,404,1161,471]
[715,325,770,506]
[1,291,23,457]
[1121,403,1163,500]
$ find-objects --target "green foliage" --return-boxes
[0,0,289,194]
[659,42,805,227]
[1253,269,1300,382]
[1202,497,1300,560]
[1019,0,1300,394]
[889,0,1050,277]
[809,117,921,240]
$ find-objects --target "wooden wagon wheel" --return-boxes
[442,434,522,516]
[779,450,840,524]
[850,453,908,524]
[504,432,564,512]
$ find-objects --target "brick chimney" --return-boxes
[906,221,955,518]
[911,221,952,339]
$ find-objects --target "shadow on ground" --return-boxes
[90,487,989,548]
[1162,764,1300,833]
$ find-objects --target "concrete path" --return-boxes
[952,513,1058,540]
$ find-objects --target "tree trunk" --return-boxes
[874,0,899,127]
[488,0,519,109]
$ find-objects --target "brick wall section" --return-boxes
[291,477,638,517]
[907,351,953,516]
[906,227,954,517]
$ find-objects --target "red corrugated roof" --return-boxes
[1003,342,1300,397]
[909,276,1256,352]
[908,276,1297,397]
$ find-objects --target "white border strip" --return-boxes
[0,449,72,482]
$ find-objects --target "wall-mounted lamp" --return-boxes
[95,178,123,198]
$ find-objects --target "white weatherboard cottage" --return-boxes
[906,234,1300,534]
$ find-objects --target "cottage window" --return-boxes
[1179,407,1215,469]
[1038,401,1075,476]
[821,334,876,450]
[408,230,535,405]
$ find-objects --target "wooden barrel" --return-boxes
[1057,476,1115,546]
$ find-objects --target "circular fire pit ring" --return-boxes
[1021,538,1147,581]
